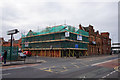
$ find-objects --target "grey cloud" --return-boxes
[2,6,22,22]
[1,1,118,43]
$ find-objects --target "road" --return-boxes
[1,54,119,79]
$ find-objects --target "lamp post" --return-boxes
[7,29,19,64]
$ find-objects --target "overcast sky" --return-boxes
[0,0,119,43]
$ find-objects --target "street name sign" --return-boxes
[7,29,19,35]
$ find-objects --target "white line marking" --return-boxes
[80,62,89,66]
[102,70,116,78]
[74,65,80,68]
[79,76,86,78]
[91,58,118,66]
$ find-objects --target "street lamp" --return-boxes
[7,29,19,63]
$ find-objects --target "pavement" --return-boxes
[1,54,119,79]
[1,56,46,66]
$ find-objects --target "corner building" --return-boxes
[22,25,89,57]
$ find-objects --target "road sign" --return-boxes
[25,42,29,47]
[65,32,70,37]
[7,29,19,35]
[7,29,19,64]
[75,44,78,48]
[77,35,82,40]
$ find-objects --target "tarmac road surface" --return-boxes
[1,54,119,79]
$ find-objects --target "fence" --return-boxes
[0,46,18,60]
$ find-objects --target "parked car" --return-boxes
[23,51,32,57]
[18,51,26,58]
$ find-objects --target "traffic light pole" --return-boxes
[10,34,13,64]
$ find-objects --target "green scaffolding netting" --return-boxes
[22,32,89,43]
[22,25,89,50]
[22,41,88,49]
[22,25,89,37]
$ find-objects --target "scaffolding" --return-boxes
[22,25,89,57]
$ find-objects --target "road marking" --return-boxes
[74,65,80,68]
[91,58,118,66]
[40,65,68,73]
[80,62,89,66]
[79,76,86,78]
[60,69,68,72]
[40,66,55,70]
[114,66,120,72]
[102,70,116,78]
[71,63,80,68]
[40,67,47,70]
[63,66,67,69]
[44,68,53,72]
[58,65,68,73]
[71,62,76,64]
[40,66,56,72]
[2,73,11,76]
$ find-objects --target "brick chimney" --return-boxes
[88,24,94,33]
[88,25,93,29]
[101,32,109,38]
[96,30,99,35]
[79,24,83,30]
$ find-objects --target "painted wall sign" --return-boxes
[25,42,29,47]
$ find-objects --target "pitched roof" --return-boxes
[24,25,89,37]
[82,27,89,32]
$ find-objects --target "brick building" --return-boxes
[79,24,111,55]
[22,25,89,57]
[0,38,21,60]
[0,37,22,51]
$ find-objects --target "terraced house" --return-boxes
[22,25,89,57]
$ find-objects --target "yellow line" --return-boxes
[60,70,68,72]
[40,68,47,70]
[114,66,120,72]
[40,66,55,70]
[44,68,53,72]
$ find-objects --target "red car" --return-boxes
[23,51,32,57]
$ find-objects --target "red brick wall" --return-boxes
[1,38,22,49]
[18,38,22,49]
[79,25,111,55]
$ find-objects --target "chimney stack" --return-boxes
[101,32,109,38]
[79,24,83,30]
[96,30,99,34]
